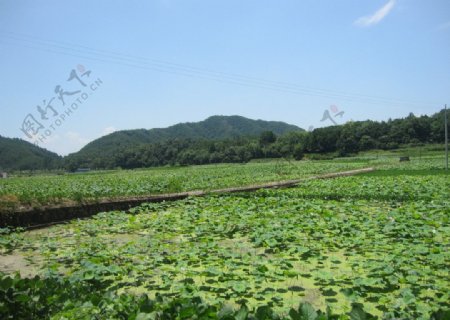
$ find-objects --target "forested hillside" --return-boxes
[0,136,61,171]
[76,115,302,154]
[64,110,447,170]
[64,115,303,169]
[1,110,447,171]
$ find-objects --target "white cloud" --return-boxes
[355,0,396,27]
[436,21,450,31]
[65,131,90,146]
[28,131,90,156]
[40,128,117,155]
[101,126,116,136]
[48,131,90,155]
[24,127,117,155]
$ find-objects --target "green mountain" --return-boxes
[0,136,61,171]
[2,111,446,171]
[64,110,447,170]
[69,115,303,157]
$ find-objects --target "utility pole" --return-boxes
[445,104,448,171]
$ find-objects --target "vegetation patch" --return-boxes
[1,169,448,319]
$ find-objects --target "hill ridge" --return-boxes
[75,115,302,155]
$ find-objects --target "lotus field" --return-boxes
[0,154,449,319]
[0,161,368,211]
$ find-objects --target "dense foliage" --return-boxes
[0,273,383,319]
[0,136,61,171]
[1,168,448,319]
[0,161,366,210]
[64,109,447,170]
[64,115,302,170]
[1,110,447,171]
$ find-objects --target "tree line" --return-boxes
[65,109,447,170]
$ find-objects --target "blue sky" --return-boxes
[0,0,449,155]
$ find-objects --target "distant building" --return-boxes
[0,172,7,179]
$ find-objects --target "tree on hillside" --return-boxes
[259,131,277,146]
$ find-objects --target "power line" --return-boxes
[1,31,429,105]
[0,30,440,109]
[0,39,361,99]
[0,31,434,107]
